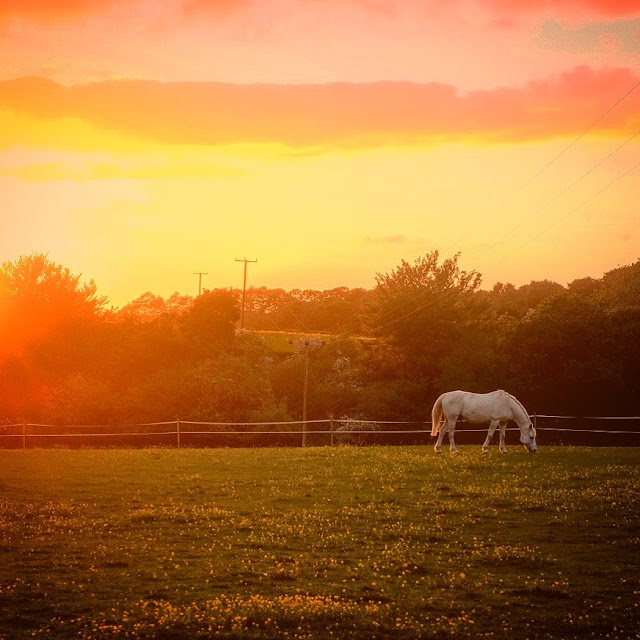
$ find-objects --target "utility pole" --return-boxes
[235,258,257,330]
[290,338,324,447]
[193,271,208,296]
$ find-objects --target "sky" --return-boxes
[0,0,639,307]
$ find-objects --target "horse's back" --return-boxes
[442,389,517,422]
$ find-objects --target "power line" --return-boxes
[371,286,461,333]
[281,295,312,334]
[366,252,469,329]
[502,78,640,203]
[506,157,640,256]
[477,128,640,260]
[230,81,639,338]
[367,155,638,334]
[442,77,640,259]
[364,80,640,334]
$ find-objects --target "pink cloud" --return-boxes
[0,0,132,21]
[180,0,249,18]
[1,66,637,149]
[480,0,640,19]
[3,0,638,24]
[0,0,250,22]
[320,0,639,20]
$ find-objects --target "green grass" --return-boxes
[1,446,639,639]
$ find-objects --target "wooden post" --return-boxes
[176,418,181,449]
[288,337,324,448]
[22,423,26,450]
[330,415,334,447]
[302,343,309,448]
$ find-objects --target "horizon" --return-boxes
[88,252,634,309]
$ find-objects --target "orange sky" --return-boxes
[1,0,638,306]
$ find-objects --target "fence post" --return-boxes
[176,418,181,449]
[533,412,537,433]
[330,415,334,447]
[22,423,26,450]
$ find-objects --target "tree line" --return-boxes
[1,251,638,427]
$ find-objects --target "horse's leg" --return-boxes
[434,418,448,454]
[482,419,499,454]
[499,422,508,453]
[448,417,459,454]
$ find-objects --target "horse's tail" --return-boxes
[431,395,444,436]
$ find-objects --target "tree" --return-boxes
[372,251,481,335]
[240,286,372,333]
[0,253,107,362]
[117,291,193,321]
[353,251,485,415]
[515,280,565,310]
[481,279,565,320]
[39,373,116,425]
[367,252,482,400]
[122,355,282,423]
[567,277,601,299]
[598,260,640,311]
[180,289,239,359]
[500,294,622,414]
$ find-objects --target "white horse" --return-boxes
[431,390,537,454]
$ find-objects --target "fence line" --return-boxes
[181,419,331,426]
[535,415,640,420]
[9,431,178,438]
[1,415,639,449]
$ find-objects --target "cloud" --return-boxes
[363,235,408,246]
[535,18,640,53]
[0,0,249,22]
[478,0,640,19]
[181,0,249,17]
[0,161,248,181]
[0,0,132,21]
[3,0,638,27]
[1,67,638,150]
[322,0,640,20]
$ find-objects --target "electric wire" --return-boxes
[478,128,640,259]
[247,79,640,337]
[371,154,638,332]
[364,79,640,333]
[506,157,640,255]
[499,79,640,203]
[439,77,640,258]
[367,150,639,334]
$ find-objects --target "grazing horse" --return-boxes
[430,390,537,454]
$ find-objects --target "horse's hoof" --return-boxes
[481,449,489,455]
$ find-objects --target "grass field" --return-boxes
[1,446,639,639]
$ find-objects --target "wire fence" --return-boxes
[1,414,640,449]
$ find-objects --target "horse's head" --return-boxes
[521,421,538,453]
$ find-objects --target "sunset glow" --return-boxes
[1,0,638,305]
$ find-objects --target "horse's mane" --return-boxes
[498,389,530,423]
